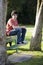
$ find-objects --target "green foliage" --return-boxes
[7,0,37,24]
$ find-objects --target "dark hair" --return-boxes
[11,10,18,16]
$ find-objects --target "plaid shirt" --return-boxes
[6,18,18,35]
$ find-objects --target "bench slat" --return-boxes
[6,36,17,43]
[7,45,18,50]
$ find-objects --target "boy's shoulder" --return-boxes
[8,18,13,22]
[9,18,12,20]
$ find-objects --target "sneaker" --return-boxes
[22,40,27,44]
[17,42,26,46]
[17,42,22,44]
[17,42,23,45]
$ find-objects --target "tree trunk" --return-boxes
[36,0,40,13]
[30,1,43,51]
[36,0,41,18]
[0,0,7,65]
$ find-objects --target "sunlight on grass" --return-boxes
[7,50,15,54]
[41,42,43,51]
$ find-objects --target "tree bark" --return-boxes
[0,0,7,65]
[30,1,43,51]
[36,0,40,13]
[36,0,41,17]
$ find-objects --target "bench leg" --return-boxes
[6,42,12,46]
[9,42,12,46]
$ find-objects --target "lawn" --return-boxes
[7,25,43,65]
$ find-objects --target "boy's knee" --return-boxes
[22,28,26,32]
[18,28,22,33]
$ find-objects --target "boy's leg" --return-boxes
[9,28,22,44]
[15,28,22,44]
[21,28,26,42]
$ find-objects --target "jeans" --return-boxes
[9,28,26,44]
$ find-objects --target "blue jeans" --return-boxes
[9,28,26,44]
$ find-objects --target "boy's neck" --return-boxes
[12,17,17,21]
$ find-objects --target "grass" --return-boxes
[15,55,43,65]
[7,25,43,65]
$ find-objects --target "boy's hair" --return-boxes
[11,10,18,16]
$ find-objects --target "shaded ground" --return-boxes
[7,51,43,65]
[8,52,32,63]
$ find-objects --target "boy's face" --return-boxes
[12,14,18,20]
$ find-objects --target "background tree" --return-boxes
[36,0,41,13]
[6,0,37,25]
[30,0,43,50]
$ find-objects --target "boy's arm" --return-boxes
[12,25,20,29]
[13,25,26,29]
[8,19,26,29]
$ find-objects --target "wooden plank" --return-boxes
[6,36,17,43]
[7,45,18,50]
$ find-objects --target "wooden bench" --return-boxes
[6,36,18,52]
[6,36,27,53]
